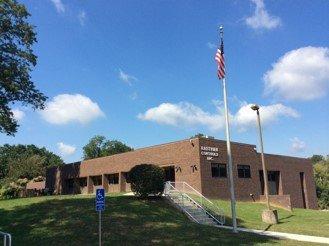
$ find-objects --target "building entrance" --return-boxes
[259,170,280,195]
[163,166,175,182]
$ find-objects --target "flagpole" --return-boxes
[219,25,238,233]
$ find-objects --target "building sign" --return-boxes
[200,146,219,160]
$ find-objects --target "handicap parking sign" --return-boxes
[95,188,105,211]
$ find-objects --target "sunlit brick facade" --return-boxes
[46,137,317,209]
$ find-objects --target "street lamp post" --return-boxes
[251,104,278,224]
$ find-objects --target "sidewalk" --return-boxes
[216,225,329,245]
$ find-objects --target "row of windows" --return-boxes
[211,163,251,178]
[73,173,124,187]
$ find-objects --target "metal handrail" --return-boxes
[0,231,12,246]
[164,181,225,225]
[165,182,205,223]
[167,181,225,224]
[171,181,214,204]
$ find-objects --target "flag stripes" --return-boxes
[215,40,225,79]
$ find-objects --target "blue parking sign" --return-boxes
[95,188,105,211]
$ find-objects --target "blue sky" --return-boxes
[2,0,329,162]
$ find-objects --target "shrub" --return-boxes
[33,176,45,182]
[129,164,165,198]
[0,178,28,199]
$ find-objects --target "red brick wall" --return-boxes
[198,138,317,209]
[55,139,202,193]
[263,154,317,209]
[46,138,317,209]
[199,138,261,200]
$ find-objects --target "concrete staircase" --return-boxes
[164,182,225,226]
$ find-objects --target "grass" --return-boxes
[213,199,329,237]
[0,195,320,245]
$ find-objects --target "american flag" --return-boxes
[215,39,225,79]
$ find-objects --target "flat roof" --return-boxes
[65,137,307,164]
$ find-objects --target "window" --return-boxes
[108,173,119,184]
[123,172,130,183]
[92,176,102,186]
[238,165,251,178]
[211,163,227,178]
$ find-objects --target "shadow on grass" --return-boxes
[0,196,283,245]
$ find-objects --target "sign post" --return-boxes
[95,188,105,246]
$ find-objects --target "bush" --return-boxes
[0,178,28,199]
[129,164,165,198]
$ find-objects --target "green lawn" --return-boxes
[213,199,329,237]
[0,195,319,245]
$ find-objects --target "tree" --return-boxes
[7,154,45,180]
[83,135,133,160]
[0,0,47,135]
[190,133,205,139]
[129,164,165,198]
[310,155,325,165]
[314,159,329,209]
[0,144,63,182]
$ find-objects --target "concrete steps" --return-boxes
[168,194,219,226]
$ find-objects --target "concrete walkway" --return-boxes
[215,225,329,244]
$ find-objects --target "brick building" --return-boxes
[46,137,318,209]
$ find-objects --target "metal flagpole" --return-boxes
[99,210,102,246]
[219,25,238,233]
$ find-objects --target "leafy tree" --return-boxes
[310,155,325,165]
[0,0,47,135]
[129,164,165,198]
[0,144,63,182]
[7,154,45,180]
[190,133,205,139]
[314,159,329,209]
[83,135,133,160]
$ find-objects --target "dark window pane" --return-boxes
[237,165,251,178]
[211,163,219,177]
[245,168,251,178]
[123,172,130,183]
[92,176,102,186]
[238,169,244,178]
[219,164,227,177]
[108,173,119,184]
[211,163,226,178]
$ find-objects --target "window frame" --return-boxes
[92,176,102,186]
[211,163,227,178]
[237,165,251,178]
[108,173,119,185]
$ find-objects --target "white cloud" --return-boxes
[57,142,76,156]
[290,137,306,153]
[138,101,298,132]
[12,109,25,121]
[78,10,86,26]
[40,94,104,125]
[233,103,299,131]
[207,42,217,49]
[138,102,226,131]
[245,0,281,30]
[264,46,329,101]
[119,69,137,86]
[50,0,65,13]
